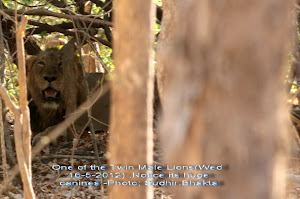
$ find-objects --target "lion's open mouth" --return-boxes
[42,87,60,102]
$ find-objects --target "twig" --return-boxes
[90,115,109,126]
[93,37,112,48]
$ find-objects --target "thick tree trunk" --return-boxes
[109,0,155,199]
[158,1,291,199]
[156,0,183,108]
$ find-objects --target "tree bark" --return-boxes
[156,0,183,108]
[158,1,291,199]
[16,17,35,199]
[109,0,155,198]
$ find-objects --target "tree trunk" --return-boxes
[158,1,291,199]
[108,0,155,198]
[156,0,183,108]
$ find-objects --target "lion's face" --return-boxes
[27,48,64,110]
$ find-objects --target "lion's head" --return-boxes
[26,48,65,110]
[26,47,86,134]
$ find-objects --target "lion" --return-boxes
[26,44,110,140]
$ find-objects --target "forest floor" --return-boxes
[0,129,298,198]
[0,132,171,199]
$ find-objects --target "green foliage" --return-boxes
[40,30,47,39]
[4,63,19,105]
[105,73,113,81]
[23,0,33,5]
[290,54,296,63]
[291,84,298,93]
[155,23,161,34]
[92,5,101,15]
[155,0,163,6]
[6,2,14,8]
[100,45,114,69]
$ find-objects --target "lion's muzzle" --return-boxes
[42,87,60,102]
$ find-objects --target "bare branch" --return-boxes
[16,17,29,114]
[27,20,75,36]
[3,8,113,27]
[26,20,112,47]
[15,16,35,199]
[26,21,103,34]
[93,37,112,48]
[0,85,19,114]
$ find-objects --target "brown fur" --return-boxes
[26,48,86,135]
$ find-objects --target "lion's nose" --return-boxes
[43,76,57,82]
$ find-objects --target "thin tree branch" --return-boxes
[3,8,113,27]
[27,20,75,36]
[0,85,19,115]
[17,19,29,113]
[26,21,103,34]
[26,20,112,47]
[93,37,112,48]
[15,16,35,199]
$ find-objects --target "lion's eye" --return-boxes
[37,61,45,67]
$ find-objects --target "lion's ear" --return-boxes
[25,56,37,74]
